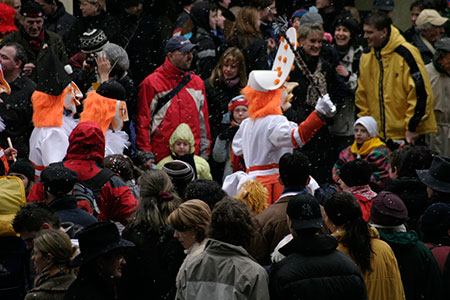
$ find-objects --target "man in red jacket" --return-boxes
[27,121,138,225]
[135,36,211,162]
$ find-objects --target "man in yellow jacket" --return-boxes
[356,12,437,145]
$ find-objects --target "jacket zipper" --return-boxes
[376,50,386,139]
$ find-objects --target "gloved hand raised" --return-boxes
[314,94,336,117]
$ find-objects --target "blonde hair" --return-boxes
[209,47,247,87]
[34,229,76,267]
[82,0,106,12]
[298,23,324,40]
[168,199,211,242]
[128,170,182,234]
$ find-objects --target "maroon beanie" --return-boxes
[370,191,408,226]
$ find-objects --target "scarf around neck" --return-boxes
[350,137,385,157]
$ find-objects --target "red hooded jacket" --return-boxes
[27,121,138,225]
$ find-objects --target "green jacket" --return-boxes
[378,228,443,300]
[1,29,68,83]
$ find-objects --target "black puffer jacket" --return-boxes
[120,224,185,300]
[270,234,367,300]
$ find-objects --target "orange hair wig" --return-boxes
[80,91,117,133]
[241,85,282,119]
[32,89,68,127]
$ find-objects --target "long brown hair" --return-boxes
[228,6,261,48]
[209,47,247,87]
[127,170,182,234]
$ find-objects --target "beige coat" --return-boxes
[425,61,450,156]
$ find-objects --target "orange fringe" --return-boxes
[32,90,67,127]
[80,91,117,133]
[236,179,268,215]
[241,85,283,119]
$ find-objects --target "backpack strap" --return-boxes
[393,45,428,132]
[78,168,115,201]
[152,72,192,121]
[150,72,192,139]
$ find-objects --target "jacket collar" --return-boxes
[205,238,254,260]
[161,57,190,80]
[374,25,404,55]
[48,195,78,210]
[279,234,338,256]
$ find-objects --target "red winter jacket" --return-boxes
[27,121,138,225]
[135,58,211,162]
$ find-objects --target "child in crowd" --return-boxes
[157,123,212,180]
[104,154,141,199]
[333,116,390,192]
[338,159,377,222]
[212,95,248,181]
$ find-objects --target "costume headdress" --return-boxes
[32,49,82,127]
[242,27,298,119]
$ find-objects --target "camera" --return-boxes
[85,53,97,67]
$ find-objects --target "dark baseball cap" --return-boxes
[286,194,323,231]
[165,36,198,54]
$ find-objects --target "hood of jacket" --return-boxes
[169,123,195,155]
[280,234,338,256]
[191,1,212,32]
[65,121,105,164]
[377,227,418,248]
[376,26,405,57]
[205,238,253,259]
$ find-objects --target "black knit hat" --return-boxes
[20,1,44,17]
[8,158,36,183]
[420,203,450,240]
[97,80,126,101]
[41,164,78,196]
[162,160,195,184]
[339,159,372,187]
[80,29,109,54]
[371,191,408,226]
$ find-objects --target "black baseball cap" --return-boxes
[165,36,198,54]
[286,194,323,231]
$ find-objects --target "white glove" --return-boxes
[315,94,336,117]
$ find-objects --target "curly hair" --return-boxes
[209,197,256,250]
[127,170,182,234]
[168,199,211,242]
[184,179,226,210]
[12,203,61,234]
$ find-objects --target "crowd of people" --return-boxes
[1,0,450,299]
